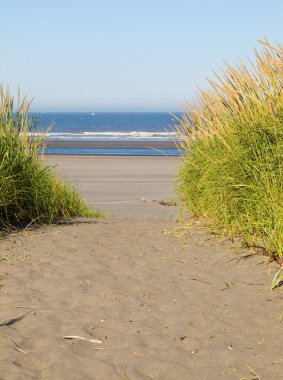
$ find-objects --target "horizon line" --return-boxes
[29,109,183,113]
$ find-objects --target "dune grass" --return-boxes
[0,86,98,228]
[175,39,283,262]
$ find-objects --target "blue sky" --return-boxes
[1,0,282,111]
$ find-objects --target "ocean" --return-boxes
[32,112,182,156]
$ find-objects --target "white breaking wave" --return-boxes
[30,131,180,140]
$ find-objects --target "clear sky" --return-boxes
[1,0,282,111]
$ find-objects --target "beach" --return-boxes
[45,140,179,150]
[45,155,180,219]
[0,155,282,379]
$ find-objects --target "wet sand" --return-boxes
[45,140,180,150]
[0,156,282,380]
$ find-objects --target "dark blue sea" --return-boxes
[32,112,182,156]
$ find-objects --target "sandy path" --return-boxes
[0,156,282,379]
[0,220,282,380]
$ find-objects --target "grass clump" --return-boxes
[175,39,283,262]
[0,86,97,228]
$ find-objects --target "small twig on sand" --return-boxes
[189,277,211,285]
[2,336,27,354]
[240,366,261,380]
[9,338,27,354]
[63,335,102,344]
[0,311,32,327]
[92,346,123,350]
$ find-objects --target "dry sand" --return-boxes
[45,156,181,219]
[0,156,282,380]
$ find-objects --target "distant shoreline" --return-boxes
[45,139,180,150]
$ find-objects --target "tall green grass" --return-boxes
[0,86,97,228]
[175,39,283,262]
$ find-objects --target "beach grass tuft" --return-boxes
[0,86,98,228]
[175,39,283,262]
